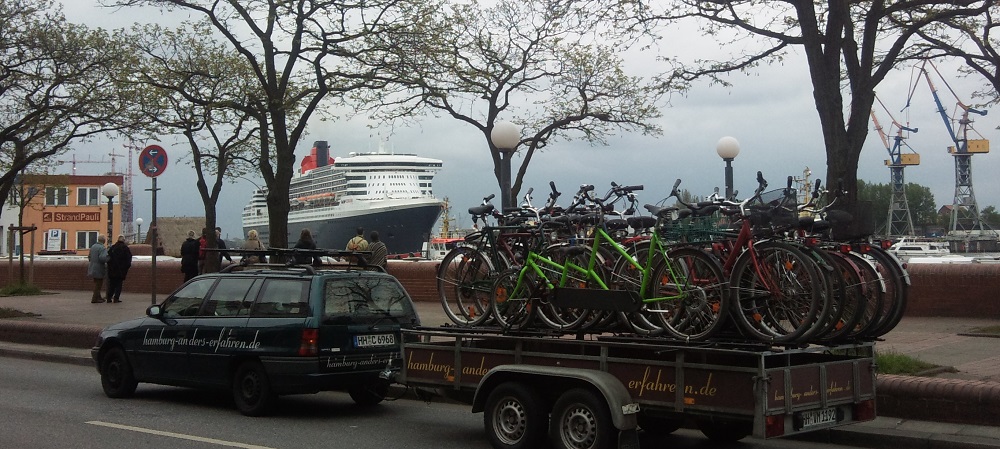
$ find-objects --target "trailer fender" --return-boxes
[472,364,639,430]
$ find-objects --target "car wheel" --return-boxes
[100,347,138,398]
[349,380,388,406]
[232,361,276,416]
[549,388,613,449]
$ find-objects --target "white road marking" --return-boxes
[85,421,277,449]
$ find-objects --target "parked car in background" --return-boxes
[92,249,420,416]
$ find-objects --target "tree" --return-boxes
[108,0,437,249]
[910,5,1000,106]
[125,22,260,272]
[630,0,991,237]
[857,179,938,235]
[981,206,1000,229]
[0,0,141,222]
[363,1,665,209]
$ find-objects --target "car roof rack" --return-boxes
[207,248,386,274]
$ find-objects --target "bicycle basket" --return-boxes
[748,188,798,228]
[658,214,721,242]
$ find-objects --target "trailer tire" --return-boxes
[696,417,752,443]
[549,388,614,449]
[483,382,547,449]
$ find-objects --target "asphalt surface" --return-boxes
[1,290,999,449]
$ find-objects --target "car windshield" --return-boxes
[322,276,413,323]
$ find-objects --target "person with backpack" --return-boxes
[346,227,368,251]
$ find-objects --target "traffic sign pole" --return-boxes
[140,144,167,304]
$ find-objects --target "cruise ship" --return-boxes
[242,141,444,254]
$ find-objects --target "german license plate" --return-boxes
[797,408,838,428]
[354,333,396,348]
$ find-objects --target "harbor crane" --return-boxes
[911,61,991,239]
[871,94,919,237]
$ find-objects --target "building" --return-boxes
[4,174,124,256]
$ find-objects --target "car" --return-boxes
[91,249,421,416]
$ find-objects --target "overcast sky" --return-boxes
[58,1,1000,241]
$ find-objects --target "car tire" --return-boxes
[100,347,138,398]
[232,361,276,416]
[349,380,388,406]
[549,388,614,449]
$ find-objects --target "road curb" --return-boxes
[0,319,100,349]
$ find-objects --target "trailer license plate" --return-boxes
[355,334,396,348]
[798,408,837,428]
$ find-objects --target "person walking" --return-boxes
[242,229,266,263]
[367,230,388,270]
[106,235,132,303]
[180,230,201,282]
[216,227,233,267]
[293,228,320,265]
[87,235,110,303]
[346,227,368,251]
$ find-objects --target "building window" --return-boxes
[45,187,69,206]
[76,231,99,250]
[77,187,101,206]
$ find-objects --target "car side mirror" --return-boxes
[146,305,163,318]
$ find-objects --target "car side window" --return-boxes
[203,278,256,317]
[251,279,309,317]
[161,279,215,318]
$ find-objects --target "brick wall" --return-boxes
[0,258,442,301]
[3,259,999,316]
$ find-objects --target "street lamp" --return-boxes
[135,217,143,244]
[101,182,120,242]
[716,136,741,200]
[490,121,521,211]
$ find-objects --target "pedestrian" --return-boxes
[346,227,368,251]
[293,228,320,265]
[106,235,132,303]
[368,230,388,270]
[216,227,233,267]
[242,229,266,264]
[197,227,209,274]
[180,230,201,281]
[87,235,110,303]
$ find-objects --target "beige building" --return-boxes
[6,174,124,256]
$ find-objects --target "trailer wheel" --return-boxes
[696,417,752,443]
[483,382,547,449]
[549,388,613,449]
[636,412,683,436]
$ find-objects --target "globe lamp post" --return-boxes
[716,136,741,200]
[135,217,144,244]
[101,182,120,242]
[490,121,521,211]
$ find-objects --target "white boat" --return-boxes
[242,141,444,253]
[888,237,951,262]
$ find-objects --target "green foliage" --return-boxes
[857,179,938,233]
[875,350,939,375]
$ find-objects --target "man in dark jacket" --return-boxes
[216,227,233,268]
[106,235,132,303]
[180,230,201,282]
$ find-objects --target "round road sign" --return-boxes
[139,145,168,177]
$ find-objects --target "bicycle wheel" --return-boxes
[816,251,865,343]
[533,244,597,332]
[437,246,498,326]
[729,241,822,344]
[861,246,908,338]
[610,240,665,335]
[491,267,537,331]
[793,245,839,342]
[840,251,884,340]
[647,247,728,341]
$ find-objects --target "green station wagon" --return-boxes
[92,255,420,416]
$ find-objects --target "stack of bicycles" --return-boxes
[435,172,908,347]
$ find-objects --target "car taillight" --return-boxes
[854,399,876,422]
[298,328,318,356]
[765,414,785,438]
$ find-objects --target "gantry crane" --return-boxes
[912,61,990,236]
[871,94,919,237]
[55,154,110,175]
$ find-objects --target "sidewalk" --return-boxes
[1,290,1000,448]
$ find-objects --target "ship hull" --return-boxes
[244,199,442,254]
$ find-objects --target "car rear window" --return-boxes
[323,276,413,322]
